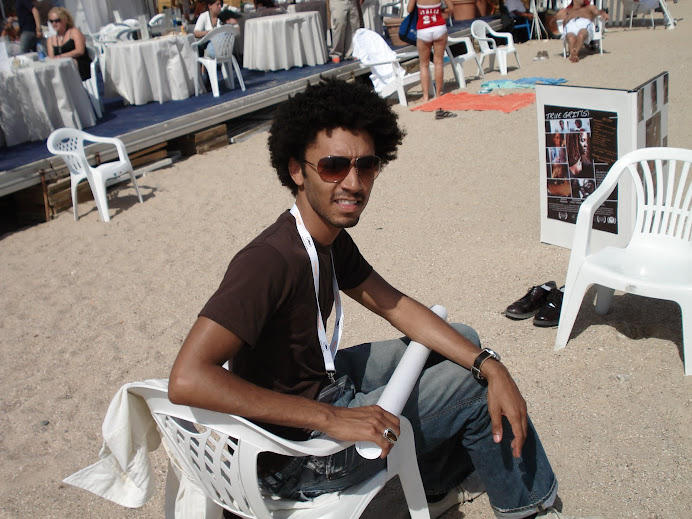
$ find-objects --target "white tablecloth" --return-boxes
[104,34,201,106]
[243,12,328,72]
[0,58,97,148]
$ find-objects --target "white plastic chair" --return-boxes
[192,25,246,98]
[352,28,431,107]
[128,381,430,518]
[82,44,103,119]
[149,13,165,27]
[46,129,143,223]
[470,20,520,76]
[555,147,692,376]
[445,36,485,89]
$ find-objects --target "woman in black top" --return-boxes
[46,7,91,81]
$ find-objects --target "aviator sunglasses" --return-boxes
[303,155,381,183]
[48,18,62,24]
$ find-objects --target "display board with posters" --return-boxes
[536,72,669,251]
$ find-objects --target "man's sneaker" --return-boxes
[536,507,604,519]
[427,471,485,518]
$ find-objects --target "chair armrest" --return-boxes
[571,166,624,259]
[86,135,130,164]
[488,29,513,45]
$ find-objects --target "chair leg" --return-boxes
[71,178,80,221]
[207,63,220,97]
[231,56,246,91]
[514,50,521,69]
[474,56,485,78]
[221,62,234,91]
[681,301,691,375]
[497,50,508,75]
[128,168,144,204]
[594,286,614,315]
[88,176,111,223]
[555,276,590,350]
[396,82,408,106]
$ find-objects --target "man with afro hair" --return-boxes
[170,78,601,519]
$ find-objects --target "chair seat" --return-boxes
[586,243,692,292]
[95,161,129,180]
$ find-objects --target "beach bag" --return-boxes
[398,9,418,45]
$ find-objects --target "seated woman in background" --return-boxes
[46,7,91,81]
[194,0,239,57]
[1,17,20,42]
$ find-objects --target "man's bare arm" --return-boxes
[345,271,528,458]
[169,316,400,456]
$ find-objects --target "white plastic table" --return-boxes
[104,34,201,105]
[0,57,96,148]
[242,11,328,72]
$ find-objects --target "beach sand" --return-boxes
[1,5,691,518]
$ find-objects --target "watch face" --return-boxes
[485,348,500,361]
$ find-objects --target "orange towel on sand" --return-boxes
[412,92,536,114]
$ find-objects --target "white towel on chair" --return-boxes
[63,379,166,508]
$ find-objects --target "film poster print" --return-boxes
[544,105,618,233]
[636,71,669,148]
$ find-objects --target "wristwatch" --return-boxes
[472,348,501,381]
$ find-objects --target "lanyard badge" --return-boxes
[290,205,344,382]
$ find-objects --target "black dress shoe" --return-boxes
[505,282,557,320]
[533,286,565,327]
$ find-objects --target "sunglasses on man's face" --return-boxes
[303,155,381,183]
[48,18,61,23]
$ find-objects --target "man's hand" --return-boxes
[320,404,401,458]
[482,360,528,458]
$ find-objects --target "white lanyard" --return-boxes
[290,204,343,382]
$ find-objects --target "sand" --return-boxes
[1,5,691,518]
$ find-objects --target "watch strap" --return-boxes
[472,348,500,380]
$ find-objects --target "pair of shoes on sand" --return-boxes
[533,50,550,60]
[435,108,457,120]
[504,281,565,327]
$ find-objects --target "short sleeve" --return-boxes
[332,230,373,290]
[200,243,291,347]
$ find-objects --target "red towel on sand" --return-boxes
[412,92,536,114]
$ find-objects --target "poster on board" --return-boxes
[536,72,669,251]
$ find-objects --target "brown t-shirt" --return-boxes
[199,210,373,440]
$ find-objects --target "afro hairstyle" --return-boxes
[268,77,406,195]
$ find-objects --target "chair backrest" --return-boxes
[352,28,404,94]
[471,20,494,53]
[129,383,363,518]
[200,25,239,60]
[46,128,89,177]
[614,148,692,247]
[149,13,164,27]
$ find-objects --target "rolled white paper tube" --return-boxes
[355,304,448,459]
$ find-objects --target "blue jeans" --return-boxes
[19,31,37,54]
[259,324,558,518]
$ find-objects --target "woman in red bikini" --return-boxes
[407,0,448,102]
